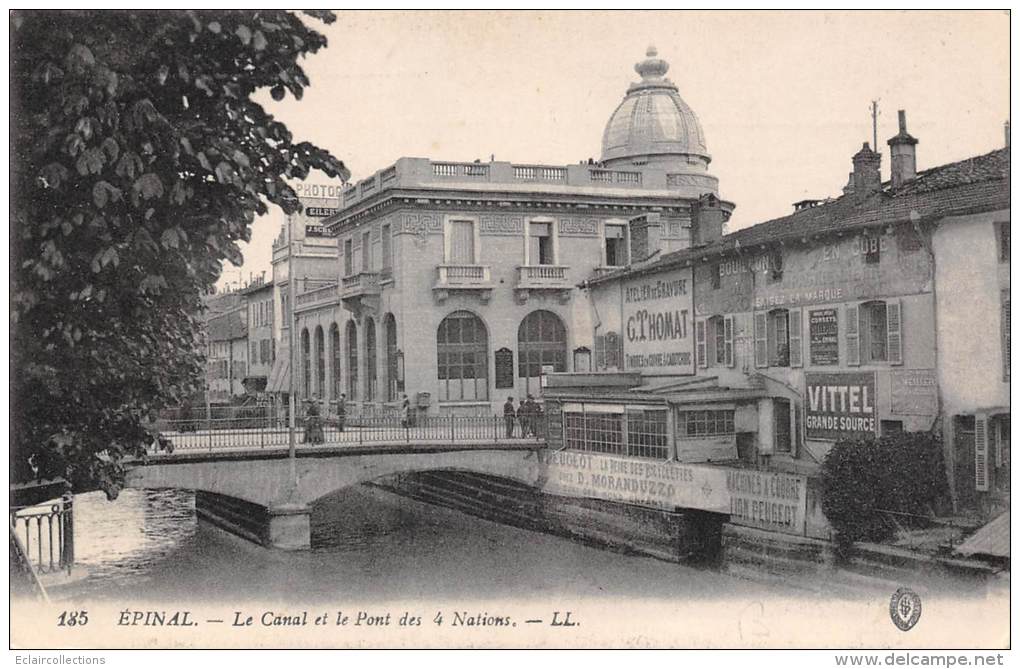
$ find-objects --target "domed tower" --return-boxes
[601,46,711,172]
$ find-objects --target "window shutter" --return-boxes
[975,413,990,492]
[846,304,860,367]
[789,308,803,368]
[1002,290,1010,381]
[753,312,768,368]
[886,299,903,365]
[595,334,606,371]
[615,333,625,370]
[696,320,707,368]
[724,315,735,367]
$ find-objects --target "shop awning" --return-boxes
[266,345,291,394]
[954,512,1009,559]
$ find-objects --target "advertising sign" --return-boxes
[890,369,939,416]
[805,372,878,440]
[537,451,729,514]
[726,469,807,536]
[622,268,694,375]
[287,183,342,238]
[808,308,839,366]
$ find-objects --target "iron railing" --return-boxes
[156,414,548,452]
[10,494,74,575]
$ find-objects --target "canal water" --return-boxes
[59,485,787,604]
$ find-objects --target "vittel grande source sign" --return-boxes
[622,268,694,375]
[805,372,878,440]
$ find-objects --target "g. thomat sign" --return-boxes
[538,451,729,514]
[805,371,877,440]
[622,268,694,375]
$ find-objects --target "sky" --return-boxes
[217,10,1010,291]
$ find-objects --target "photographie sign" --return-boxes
[538,450,729,514]
[805,371,878,440]
[621,268,694,375]
[890,369,939,416]
[726,468,807,536]
[808,308,839,366]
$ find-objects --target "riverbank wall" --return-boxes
[372,471,724,564]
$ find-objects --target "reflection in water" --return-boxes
[58,485,789,604]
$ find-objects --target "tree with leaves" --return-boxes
[11,10,349,497]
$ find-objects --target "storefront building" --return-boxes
[547,112,1009,522]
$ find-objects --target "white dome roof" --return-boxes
[601,47,710,168]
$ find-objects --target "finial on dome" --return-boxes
[635,46,669,80]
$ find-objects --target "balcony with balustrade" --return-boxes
[514,264,572,304]
[341,271,381,316]
[294,282,340,313]
[432,264,493,304]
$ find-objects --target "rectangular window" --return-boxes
[862,234,881,264]
[711,263,721,289]
[605,224,628,267]
[626,410,669,460]
[767,309,790,367]
[767,250,783,284]
[361,230,372,271]
[677,409,735,437]
[343,238,353,276]
[774,399,792,454]
[448,220,476,264]
[251,341,259,365]
[997,222,1010,263]
[529,222,554,265]
[563,410,624,456]
[381,223,392,270]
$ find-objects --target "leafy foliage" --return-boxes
[820,432,949,548]
[11,10,348,497]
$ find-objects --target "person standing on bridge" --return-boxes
[503,396,516,438]
[400,395,412,429]
[336,393,346,433]
[304,398,324,444]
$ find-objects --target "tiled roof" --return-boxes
[207,309,247,341]
[593,147,1009,284]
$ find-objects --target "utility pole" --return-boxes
[286,221,297,486]
[871,100,880,153]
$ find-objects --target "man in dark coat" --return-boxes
[503,396,516,438]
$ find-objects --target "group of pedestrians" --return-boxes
[503,394,542,438]
[303,393,347,443]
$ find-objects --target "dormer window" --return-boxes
[605,223,628,267]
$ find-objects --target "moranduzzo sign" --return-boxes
[622,268,694,375]
[804,371,878,440]
[538,450,729,513]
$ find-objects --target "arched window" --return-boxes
[437,311,489,401]
[330,323,342,402]
[314,326,325,399]
[384,314,399,402]
[518,310,567,395]
[365,317,377,401]
[300,328,311,398]
[346,321,358,400]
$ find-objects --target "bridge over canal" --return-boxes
[125,417,549,549]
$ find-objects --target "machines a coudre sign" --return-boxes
[622,268,694,375]
[805,372,878,440]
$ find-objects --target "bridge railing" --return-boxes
[157,414,548,452]
[9,494,74,576]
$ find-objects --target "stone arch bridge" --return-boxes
[125,443,545,549]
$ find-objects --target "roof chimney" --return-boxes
[887,110,918,188]
[851,142,882,196]
[1005,120,1011,148]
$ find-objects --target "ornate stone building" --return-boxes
[290,47,735,415]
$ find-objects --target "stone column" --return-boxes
[265,502,311,550]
